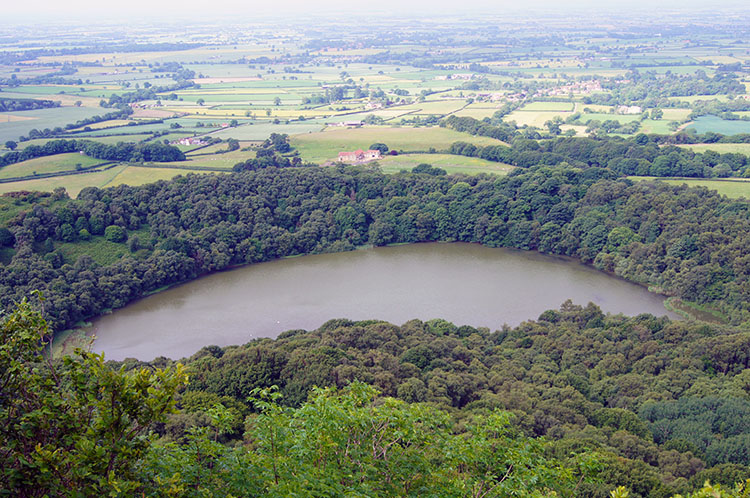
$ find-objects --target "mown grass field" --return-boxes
[0,153,106,180]
[376,153,515,175]
[290,126,507,163]
[629,176,750,199]
[678,143,750,154]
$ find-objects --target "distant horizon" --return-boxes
[2,0,750,24]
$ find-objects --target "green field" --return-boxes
[377,153,515,175]
[0,153,107,180]
[688,115,750,135]
[290,126,507,163]
[0,164,128,197]
[629,177,750,199]
[0,107,105,143]
[678,143,750,154]
[639,119,674,134]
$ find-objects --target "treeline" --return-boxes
[19,108,134,142]
[0,98,60,113]
[3,164,750,335]
[442,116,750,177]
[589,71,745,107]
[0,139,185,168]
[440,114,519,142]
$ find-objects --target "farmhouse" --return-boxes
[331,121,364,127]
[617,105,643,115]
[338,149,382,163]
[175,137,204,146]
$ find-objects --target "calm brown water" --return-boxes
[90,243,679,360]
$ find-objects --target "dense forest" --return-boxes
[0,97,60,112]
[0,138,185,167]
[3,164,750,333]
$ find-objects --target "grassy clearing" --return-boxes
[376,153,515,175]
[290,126,506,163]
[0,164,128,197]
[56,235,131,266]
[629,176,750,199]
[0,153,106,180]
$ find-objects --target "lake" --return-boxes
[90,243,679,361]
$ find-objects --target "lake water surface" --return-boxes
[90,243,679,360]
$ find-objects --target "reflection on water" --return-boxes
[91,243,679,361]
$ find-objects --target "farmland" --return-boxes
[290,127,506,163]
[0,12,748,196]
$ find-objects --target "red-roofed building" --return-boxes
[338,149,382,163]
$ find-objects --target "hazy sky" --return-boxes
[3,0,750,22]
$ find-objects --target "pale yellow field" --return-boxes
[69,119,135,131]
[505,110,573,127]
[0,114,36,122]
[661,108,692,121]
[192,77,263,84]
[0,165,128,197]
[677,143,750,154]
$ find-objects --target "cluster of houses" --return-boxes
[537,80,603,97]
[172,137,205,146]
[435,73,476,81]
[616,105,643,115]
[337,149,382,163]
[330,121,364,128]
